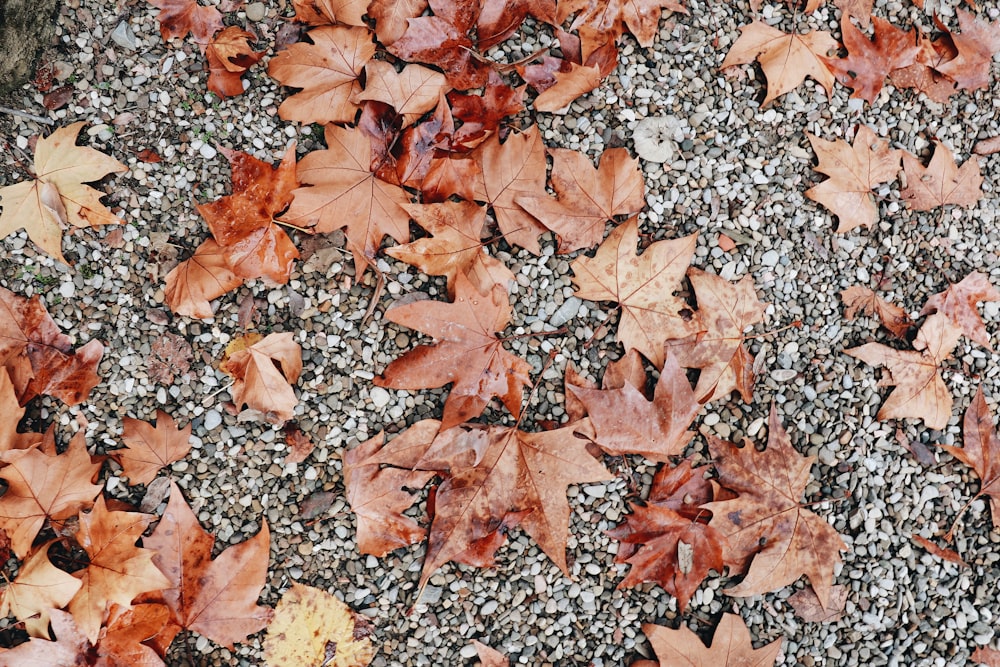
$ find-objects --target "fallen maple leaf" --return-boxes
[374,273,532,430]
[385,200,515,299]
[386,16,490,90]
[788,584,848,623]
[704,406,847,607]
[113,410,193,486]
[367,0,428,45]
[147,331,193,385]
[841,285,913,339]
[205,27,265,98]
[826,16,921,103]
[516,147,645,253]
[0,541,82,638]
[571,217,698,368]
[941,385,1000,530]
[0,370,28,453]
[280,123,412,277]
[721,21,838,107]
[164,238,243,319]
[351,60,449,127]
[845,312,961,430]
[143,480,273,649]
[477,0,556,49]
[148,0,224,51]
[889,29,960,104]
[805,125,902,233]
[0,122,127,264]
[471,639,509,667]
[912,534,967,567]
[668,268,767,403]
[220,332,302,424]
[0,431,103,558]
[920,272,1000,349]
[901,142,983,212]
[973,646,1000,667]
[935,9,1000,92]
[638,613,781,667]
[263,582,375,667]
[448,71,525,149]
[67,495,172,643]
[291,0,368,25]
[268,25,376,124]
[282,422,315,464]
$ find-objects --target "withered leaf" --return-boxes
[935,9,1000,92]
[351,60,449,127]
[147,331,193,385]
[164,239,243,319]
[148,0,224,51]
[920,272,1000,349]
[826,16,921,104]
[901,142,983,212]
[114,410,193,486]
[220,332,302,424]
[788,584,848,623]
[640,613,781,667]
[941,385,1000,530]
[205,27,264,98]
[841,285,913,339]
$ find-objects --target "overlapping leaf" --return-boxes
[920,272,999,349]
[220,332,302,424]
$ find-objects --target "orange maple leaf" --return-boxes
[639,613,781,667]
[148,0,224,51]
[113,410,193,486]
[205,27,265,98]
[220,332,302,424]
[901,142,983,212]
[164,238,243,319]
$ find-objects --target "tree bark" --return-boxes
[0,0,62,95]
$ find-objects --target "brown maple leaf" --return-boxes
[805,125,902,234]
[280,123,412,277]
[668,268,767,404]
[845,312,961,430]
[471,639,510,667]
[564,0,686,50]
[368,0,428,45]
[826,16,921,103]
[788,584,848,623]
[0,541,82,638]
[351,60,449,127]
[477,0,556,49]
[0,369,30,453]
[386,16,490,90]
[374,274,532,429]
[841,285,913,339]
[147,331,193,384]
[142,480,273,649]
[343,421,438,557]
[163,238,243,319]
[0,431,103,558]
[973,646,1000,667]
[0,122,127,264]
[941,385,1000,530]
[721,21,839,107]
[920,272,1000,350]
[220,332,302,424]
[148,0,224,51]
[901,142,983,212]
[385,200,515,298]
[113,410,193,486]
[516,147,645,253]
[291,0,368,25]
[471,125,549,254]
[448,71,525,149]
[67,495,172,643]
[198,144,300,283]
[705,406,847,607]
[640,613,781,667]
[282,422,315,464]
[835,0,874,25]
[568,349,700,461]
[572,217,698,369]
[889,30,960,104]
[935,9,1000,92]
[205,27,265,98]
[268,25,376,124]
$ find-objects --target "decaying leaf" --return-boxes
[841,285,913,339]
[147,331,193,385]
[283,422,315,464]
[639,614,781,667]
[220,332,303,424]
[205,27,265,98]
[972,646,1000,667]
[263,582,374,667]
[912,534,967,567]
[0,122,127,264]
[788,584,848,623]
[920,272,999,349]
[351,60,448,127]
[941,385,1000,529]
[935,9,1000,92]
[825,16,921,103]
[164,239,243,319]
[901,143,983,212]
[148,0,224,51]
[471,639,509,667]
[114,410,193,486]
[0,542,82,638]
[290,0,368,26]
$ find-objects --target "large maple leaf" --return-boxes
[805,125,902,234]
[825,16,921,104]
[351,60,449,127]
[0,542,82,638]
[113,410,193,485]
[197,144,300,283]
[280,123,412,277]
[142,480,273,649]
[571,217,698,368]
[638,614,781,667]
[0,122,127,264]
[374,274,532,429]
[516,147,645,253]
[67,495,172,643]
[163,238,243,319]
[0,286,103,407]
[900,142,983,212]
[0,431,103,558]
[935,9,1000,92]
[290,0,368,25]
[704,406,847,608]
[721,21,838,107]
[919,272,1000,349]
[147,0,223,51]
[357,419,613,587]
[668,268,767,404]
[942,386,1000,531]
[368,0,429,45]
[220,332,303,424]
[268,25,376,125]
[845,312,961,430]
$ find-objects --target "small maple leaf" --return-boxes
[0,122,127,264]
[280,123,412,277]
[826,16,921,103]
[845,312,961,430]
[788,584,848,623]
[935,9,1000,92]
[290,0,368,25]
[516,147,645,253]
[0,541,82,638]
[571,217,698,369]
[0,431,103,558]
[113,410,193,486]
[471,639,510,667]
[147,0,224,51]
[941,385,1000,530]
[263,582,375,667]
[841,285,913,339]
[367,0,429,45]
[351,60,449,127]
[282,422,315,464]
[448,71,525,149]
[142,480,273,649]
[920,272,1000,350]
[386,16,490,90]
[704,406,847,607]
[668,268,767,403]
[374,274,532,429]
[889,31,960,104]
[721,21,839,107]
[205,27,265,98]
[900,142,983,212]
[805,125,902,234]
[220,332,302,424]
[268,25,376,125]
[164,238,243,319]
[147,331,194,384]
[386,201,515,298]
[640,613,782,667]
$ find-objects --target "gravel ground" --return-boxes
[2,0,1000,665]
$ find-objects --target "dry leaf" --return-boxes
[920,272,999,349]
[841,285,913,339]
[471,639,509,667]
[114,410,193,486]
[164,238,243,319]
[640,614,781,667]
[788,584,848,623]
[901,142,983,212]
[351,60,449,127]
[148,0,224,51]
[935,9,1000,92]
[912,534,967,566]
[147,331,193,385]
[826,16,921,103]
[0,542,82,638]
[205,27,265,98]
[220,332,303,424]
[941,385,1000,529]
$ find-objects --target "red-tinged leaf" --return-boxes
[920,272,1000,349]
[901,143,983,212]
[148,0,224,51]
[282,422,315,464]
[825,16,921,103]
[941,386,1000,529]
[164,238,243,319]
[477,0,557,49]
[137,148,163,163]
[448,71,525,149]
[290,0,368,25]
[841,285,913,339]
[387,16,490,90]
[205,27,265,98]
[351,60,449,127]
[912,534,967,567]
[471,639,509,667]
[935,9,1000,92]
[973,646,1000,667]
